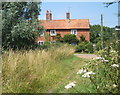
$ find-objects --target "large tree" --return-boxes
[2,2,42,50]
[90,25,114,44]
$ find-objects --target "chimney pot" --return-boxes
[66,12,70,19]
[46,10,52,20]
[46,10,49,13]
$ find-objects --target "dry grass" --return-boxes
[2,44,75,93]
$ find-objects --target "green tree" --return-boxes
[90,25,114,44]
[62,34,79,44]
[2,2,42,50]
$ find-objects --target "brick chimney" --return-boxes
[50,11,52,20]
[66,12,70,19]
[46,10,52,20]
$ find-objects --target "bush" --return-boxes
[62,34,79,44]
[55,33,62,42]
[75,42,93,53]
[37,41,50,50]
[85,42,93,53]
[80,35,86,42]
[83,47,119,93]
[96,41,102,51]
[75,43,85,52]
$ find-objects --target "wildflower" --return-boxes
[95,57,105,60]
[95,57,109,62]
[65,81,76,89]
[82,73,90,78]
[112,84,118,88]
[111,64,119,67]
[103,60,109,62]
[82,71,95,78]
[77,68,86,74]
[110,50,116,53]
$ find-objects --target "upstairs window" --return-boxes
[50,30,56,36]
[38,41,44,45]
[71,29,77,35]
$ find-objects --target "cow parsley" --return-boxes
[82,71,95,78]
[77,68,86,74]
[65,81,76,89]
[111,64,119,67]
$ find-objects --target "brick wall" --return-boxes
[36,29,90,43]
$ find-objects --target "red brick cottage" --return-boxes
[36,10,90,45]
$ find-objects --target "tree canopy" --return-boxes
[90,25,114,44]
[2,2,42,50]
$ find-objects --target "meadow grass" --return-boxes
[2,44,90,93]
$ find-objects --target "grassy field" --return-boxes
[2,44,96,93]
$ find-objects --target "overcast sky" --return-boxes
[38,2,118,28]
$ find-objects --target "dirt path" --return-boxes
[74,54,97,59]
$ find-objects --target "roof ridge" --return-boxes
[39,19,89,21]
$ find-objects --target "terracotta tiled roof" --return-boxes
[39,19,90,30]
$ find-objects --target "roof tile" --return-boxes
[39,19,90,29]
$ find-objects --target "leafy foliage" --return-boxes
[90,25,114,44]
[62,34,79,44]
[85,42,93,53]
[55,33,62,42]
[80,35,86,42]
[2,2,42,50]
[76,42,93,53]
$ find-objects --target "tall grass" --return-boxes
[2,44,75,93]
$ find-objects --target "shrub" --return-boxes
[96,41,102,51]
[55,33,62,42]
[85,42,93,53]
[80,35,86,42]
[62,34,79,44]
[84,47,119,93]
[37,41,50,50]
[75,43,85,52]
[75,42,93,53]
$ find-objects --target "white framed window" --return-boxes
[71,29,77,35]
[40,31,44,36]
[38,41,44,45]
[50,30,56,36]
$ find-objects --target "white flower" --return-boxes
[87,71,95,75]
[95,57,109,62]
[95,57,105,60]
[77,68,86,74]
[65,81,76,89]
[65,85,72,89]
[110,50,116,53]
[111,64,119,67]
[82,71,95,78]
[103,60,109,62]
[82,73,90,78]
[112,84,118,88]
